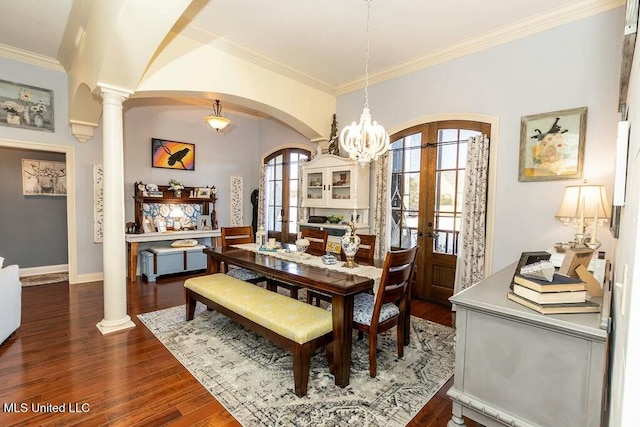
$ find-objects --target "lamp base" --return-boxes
[344,255,358,269]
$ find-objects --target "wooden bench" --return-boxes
[184,273,334,397]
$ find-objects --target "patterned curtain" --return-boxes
[297,158,308,231]
[372,152,391,261]
[454,134,490,295]
[257,163,267,229]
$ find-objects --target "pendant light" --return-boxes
[205,99,231,132]
[339,0,389,166]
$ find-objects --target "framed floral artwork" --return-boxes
[151,138,195,170]
[519,107,587,182]
[0,79,54,132]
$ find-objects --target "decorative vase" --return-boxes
[34,113,44,128]
[6,112,20,125]
[341,230,360,268]
[174,189,182,198]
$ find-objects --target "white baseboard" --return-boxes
[19,264,68,277]
[73,272,104,284]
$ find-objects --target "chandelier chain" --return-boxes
[364,0,371,109]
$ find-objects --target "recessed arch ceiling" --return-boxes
[0,0,624,97]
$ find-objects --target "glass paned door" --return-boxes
[264,148,310,244]
[390,121,490,305]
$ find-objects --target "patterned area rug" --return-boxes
[20,272,69,286]
[139,304,455,426]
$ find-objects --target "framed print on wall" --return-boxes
[22,159,67,196]
[0,79,54,132]
[519,107,587,182]
[151,138,195,170]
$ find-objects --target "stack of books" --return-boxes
[507,273,600,314]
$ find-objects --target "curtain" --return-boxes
[372,152,391,261]
[453,134,490,295]
[257,163,267,229]
[297,158,308,231]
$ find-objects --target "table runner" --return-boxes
[231,243,383,291]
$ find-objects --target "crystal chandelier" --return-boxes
[339,0,389,166]
[205,99,231,132]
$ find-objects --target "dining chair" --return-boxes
[307,233,377,306]
[339,246,418,378]
[300,228,329,256]
[220,226,267,284]
[339,234,376,262]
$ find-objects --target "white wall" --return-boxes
[337,8,624,272]
[609,28,640,426]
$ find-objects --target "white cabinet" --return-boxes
[302,154,369,209]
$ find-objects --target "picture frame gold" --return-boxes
[519,107,587,182]
[196,187,211,198]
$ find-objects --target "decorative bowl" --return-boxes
[327,215,343,224]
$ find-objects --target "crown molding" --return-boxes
[173,18,337,96]
[337,0,625,95]
[0,43,64,72]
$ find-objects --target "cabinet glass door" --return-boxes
[331,169,351,201]
[306,171,324,201]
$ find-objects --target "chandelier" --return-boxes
[205,100,231,132]
[339,0,389,166]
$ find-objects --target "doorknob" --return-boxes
[427,232,439,238]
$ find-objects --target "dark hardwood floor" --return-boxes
[0,274,476,426]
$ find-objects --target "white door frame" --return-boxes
[0,138,77,283]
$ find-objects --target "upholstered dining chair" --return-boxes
[308,233,377,306]
[332,246,418,378]
[220,226,267,284]
[300,228,329,256]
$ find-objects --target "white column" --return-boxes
[96,84,136,335]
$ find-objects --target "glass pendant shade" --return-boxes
[205,100,231,131]
[340,106,389,167]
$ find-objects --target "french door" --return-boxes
[263,148,311,244]
[390,121,490,305]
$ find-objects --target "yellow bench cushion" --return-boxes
[185,274,333,344]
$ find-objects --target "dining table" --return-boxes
[202,244,403,388]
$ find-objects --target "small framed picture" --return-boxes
[519,107,587,182]
[142,217,155,233]
[197,214,212,230]
[559,248,594,278]
[196,187,211,198]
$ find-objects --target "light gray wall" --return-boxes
[0,57,103,277]
[0,147,67,267]
[337,8,624,272]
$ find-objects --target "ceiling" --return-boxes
[0,0,623,95]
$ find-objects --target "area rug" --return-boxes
[138,304,455,427]
[20,272,69,286]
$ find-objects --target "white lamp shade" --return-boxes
[555,185,610,220]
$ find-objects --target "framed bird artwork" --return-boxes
[151,138,195,170]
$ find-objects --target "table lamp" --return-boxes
[555,184,610,248]
[169,208,184,230]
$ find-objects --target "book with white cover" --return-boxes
[513,284,586,304]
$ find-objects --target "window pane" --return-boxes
[289,207,297,233]
[458,141,468,167]
[404,173,420,210]
[274,164,282,180]
[274,181,282,205]
[406,133,422,148]
[390,139,403,150]
[392,149,403,172]
[435,171,456,212]
[290,163,299,179]
[390,210,401,247]
[460,129,481,141]
[391,174,402,208]
[438,129,458,143]
[404,147,421,172]
[437,143,457,170]
[456,170,466,212]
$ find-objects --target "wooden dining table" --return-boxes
[202,245,377,387]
